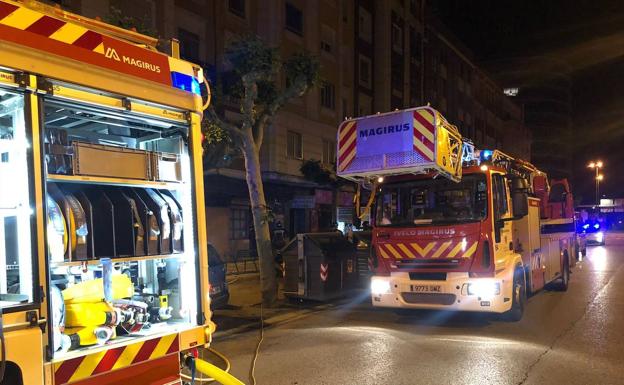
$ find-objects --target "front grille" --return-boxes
[396,260,460,269]
[409,272,447,281]
[401,292,456,305]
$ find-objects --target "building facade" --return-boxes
[49,0,532,259]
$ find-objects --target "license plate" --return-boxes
[410,284,441,293]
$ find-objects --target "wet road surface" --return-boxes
[211,235,624,385]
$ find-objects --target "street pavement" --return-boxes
[209,233,624,385]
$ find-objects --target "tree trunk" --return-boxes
[242,135,277,306]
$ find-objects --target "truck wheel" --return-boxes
[555,257,570,291]
[503,269,526,322]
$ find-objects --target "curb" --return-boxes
[213,303,335,340]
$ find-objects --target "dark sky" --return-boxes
[431,0,624,203]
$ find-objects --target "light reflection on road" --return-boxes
[587,246,608,271]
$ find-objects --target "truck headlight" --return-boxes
[596,231,604,243]
[371,279,391,295]
[467,281,500,297]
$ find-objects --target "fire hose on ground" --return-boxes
[181,347,244,385]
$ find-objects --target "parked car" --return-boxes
[208,243,230,309]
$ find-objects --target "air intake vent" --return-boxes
[409,272,447,281]
[482,241,490,268]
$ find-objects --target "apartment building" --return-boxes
[49,0,532,259]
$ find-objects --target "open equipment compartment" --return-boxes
[43,95,199,359]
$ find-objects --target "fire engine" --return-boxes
[337,106,577,321]
[0,1,242,384]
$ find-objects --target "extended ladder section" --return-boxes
[337,106,463,182]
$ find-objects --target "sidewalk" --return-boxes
[211,271,366,338]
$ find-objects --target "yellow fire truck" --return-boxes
[0,1,233,384]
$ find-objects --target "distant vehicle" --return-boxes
[208,244,230,309]
[581,221,606,246]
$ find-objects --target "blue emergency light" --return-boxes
[480,150,493,162]
[171,72,201,95]
[594,223,600,229]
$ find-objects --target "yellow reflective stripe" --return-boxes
[49,22,88,44]
[111,341,143,371]
[430,241,452,259]
[149,334,176,360]
[340,131,356,153]
[446,242,464,259]
[413,137,434,160]
[418,109,435,124]
[385,244,403,259]
[0,7,41,29]
[339,121,356,141]
[93,42,105,54]
[413,118,434,142]
[397,243,415,259]
[461,242,478,259]
[378,246,391,259]
[410,242,435,257]
[69,350,107,382]
[339,150,356,171]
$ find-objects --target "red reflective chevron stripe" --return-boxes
[132,337,161,364]
[25,15,64,36]
[0,2,17,20]
[92,346,125,375]
[54,356,85,385]
[72,30,103,50]
[166,335,180,354]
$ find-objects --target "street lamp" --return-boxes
[588,161,604,205]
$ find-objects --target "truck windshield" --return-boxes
[375,174,488,227]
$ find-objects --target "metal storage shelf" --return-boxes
[47,173,183,189]
[49,253,182,268]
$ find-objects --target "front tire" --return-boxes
[503,268,526,322]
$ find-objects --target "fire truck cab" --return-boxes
[337,107,576,321]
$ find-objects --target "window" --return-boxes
[321,25,335,54]
[287,131,303,159]
[322,139,336,165]
[1,90,35,309]
[409,26,422,62]
[492,174,509,226]
[285,2,303,36]
[391,22,403,53]
[320,82,336,109]
[376,174,487,227]
[358,55,372,88]
[358,7,372,43]
[230,207,250,240]
[228,0,245,18]
[178,28,200,63]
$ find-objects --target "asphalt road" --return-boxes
[211,233,624,385]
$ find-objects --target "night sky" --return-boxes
[431,0,624,203]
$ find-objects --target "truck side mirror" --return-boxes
[509,175,529,218]
[511,190,529,218]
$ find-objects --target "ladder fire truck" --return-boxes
[337,106,577,321]
[0,1,243,384]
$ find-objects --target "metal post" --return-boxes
[596,167,600,206]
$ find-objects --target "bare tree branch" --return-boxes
[205,105,244,140]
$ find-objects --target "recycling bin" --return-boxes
[283,232,358,301]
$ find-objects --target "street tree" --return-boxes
[204,36,319,306]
